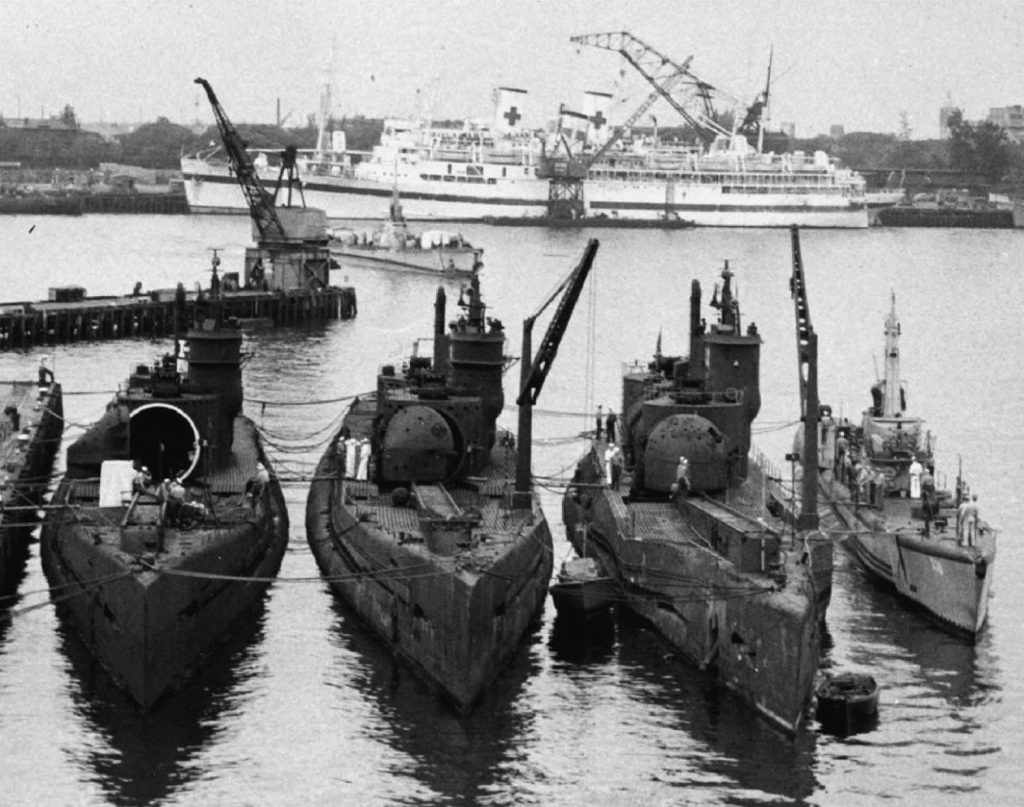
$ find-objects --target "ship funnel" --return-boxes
[493,86,528,134]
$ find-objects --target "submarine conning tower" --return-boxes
[687,262,761,424]
[446,273,506,437]
[185,318,243,467]
[625,262,763,493]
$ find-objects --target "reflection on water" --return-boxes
[548,607,820,803]
[829,551,990,704]
[0,515,40,596]
[548,610,616,666]
[322,598,541,806]
[58,602,271,807]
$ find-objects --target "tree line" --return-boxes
[1,106,1021,190]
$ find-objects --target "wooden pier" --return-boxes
[0,285,357,351]
[0,191,189,216]
[876,206,1016,228]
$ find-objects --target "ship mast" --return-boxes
[882,294,902,417]
[789,225,819,531]
[514,240,600,507]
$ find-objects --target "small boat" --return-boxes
[816,296,996,636]
[815,672,879,735]
[550,556,618,619]
[41,257,289,710]
[329,189,482,276]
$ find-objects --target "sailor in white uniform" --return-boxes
[908,455,923,498]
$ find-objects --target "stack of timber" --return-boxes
[0,373,63,590]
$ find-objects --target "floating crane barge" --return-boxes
[0,81,358,353]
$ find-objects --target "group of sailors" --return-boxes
[596,406,624,491]
[131,461,197,525]
[339,430,371,480]
[833,432,981,546]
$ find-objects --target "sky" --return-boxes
[1,0,1022,139]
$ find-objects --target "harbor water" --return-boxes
[0,214,1021,805]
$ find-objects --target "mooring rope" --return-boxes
[0,570,135,622]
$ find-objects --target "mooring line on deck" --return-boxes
[0,570,136,622]
[247,390,373,408]
[136,558,467,586]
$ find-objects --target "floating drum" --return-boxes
[815,672,879,736]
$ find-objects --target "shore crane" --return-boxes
[571,31,771,144]
[540,70,689,218]
[195,77,335,292]
[195,77,324,245]
[570,31,735,146]
[540,31,770,218]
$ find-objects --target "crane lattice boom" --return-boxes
[571,31,724,144]
[571,31,763,145]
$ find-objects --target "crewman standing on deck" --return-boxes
[834,430,849,481]
[609,444,623,490]
[959,494,980,546]
[37,356,54,386]
[605,410,618,444]
[595,405,604,440]
[908,455,923,498]
[670,455,690,499]
[920,465,936,535]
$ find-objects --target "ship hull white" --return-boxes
[182,161,868,228]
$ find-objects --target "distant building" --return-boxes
[0,115,77,131]
[987,105,1024,142]
[779,121,796,139]
[81,121,138,143]
[829,124,845,139]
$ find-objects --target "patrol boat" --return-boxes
[562,232,833,733]
[329,189,483,277]
[815,297,996,636]
[306,242,598,712]
[41,262,289,709]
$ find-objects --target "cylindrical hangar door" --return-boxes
[128,403,201,482]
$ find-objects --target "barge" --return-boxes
[0,373,63,590]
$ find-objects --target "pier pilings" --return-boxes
[0,286,357,352]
